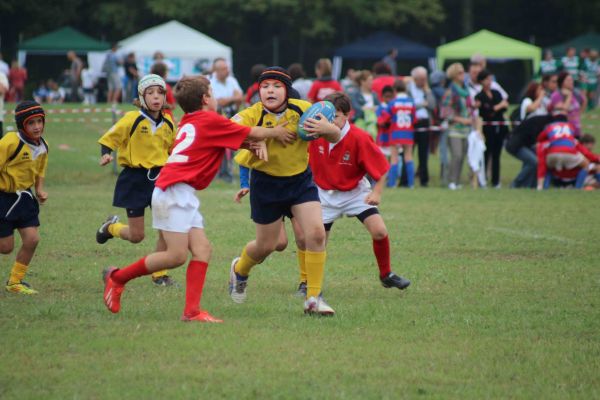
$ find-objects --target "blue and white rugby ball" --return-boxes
[298,101,336,141]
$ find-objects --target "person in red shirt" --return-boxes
[307,58,343,103]
[8,61,27,102]
[307,92,411,290]
[101,76,295,322]
[371,61,396,102]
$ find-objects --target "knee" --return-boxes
[306,226,326,247]
[294,236,306,251]
[0,243,13,254]
[193,242,212,261]
[171,251,189,267]
[128,232,145,244]
[23,234,40,249]
[371,228,388,241]
[275,239,288,252]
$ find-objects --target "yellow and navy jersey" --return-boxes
[98,110,175,169]
[0,131,48,192]
[232,98,311,177]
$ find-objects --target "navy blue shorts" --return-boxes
[250,168,319,225]
[0,190,40,237]
[113,166,161,217]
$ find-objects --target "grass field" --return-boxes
[0,104,599,399]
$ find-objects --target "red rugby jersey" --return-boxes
[307,79,343,103]
[309,123,390,191]
[156,110,250,190]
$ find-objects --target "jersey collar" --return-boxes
[329,121,350,150]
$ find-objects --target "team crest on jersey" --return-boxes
[266,121,273,127]
[21,151,30,161]
[340,151,351,165]
[232,114,242,123]
[140,126,149,134]
[318,145,324,154]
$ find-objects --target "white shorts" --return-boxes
[546,152,584,171]
[152,183,204,233]
[318,178,376,224]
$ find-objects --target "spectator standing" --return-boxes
[441,63,472,190]
[581,49,599,109]
[340,68,358,94]
[103,43,122,104]
[289,63,312,101]
[539,50,561,76]
[67,51,83,102]
[408,66,436,187]
[350,70,379,121]
[382,49,398,76]
[245,64,266,106]
[429,70,449,185]
[372,62,396,101]
[520,82,548,120]
[475,69,509,188]
[0,70,8,137]
[307,58,343,103]
[549,71,586,138]
[0,53,8,76]
[210,58,243,183]
[561,47,580,87]
[8,60,27,102]
[81,62,96,105]
[123,53,139,103]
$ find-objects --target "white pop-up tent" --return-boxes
[116,20,233,80]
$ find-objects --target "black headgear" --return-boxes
[15,100,45,131]
[258,66,293,94]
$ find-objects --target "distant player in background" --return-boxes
[101,76,294,322]
[245,64,266,107]
[151,62,176,120]
[307,58,343,103]
[95,74,176,286]
[1,101,48,294]
[375,85,396,178]
[579,134,600,188]
[308,92,410,290]
[385,79,416,188]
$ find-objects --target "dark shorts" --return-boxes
[0,190,40,237]
[113,166,161,217]
[250,168,319,225]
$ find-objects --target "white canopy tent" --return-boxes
[112,20,233,81]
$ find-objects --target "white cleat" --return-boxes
[304,295,335,316]
[228,257,247,304]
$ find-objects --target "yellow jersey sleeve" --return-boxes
[98,111,134,151]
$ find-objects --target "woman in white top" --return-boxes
[520,81,548,120]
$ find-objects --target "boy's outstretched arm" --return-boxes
[365,175,386,206]
[247,123,295,145]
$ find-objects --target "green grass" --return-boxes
[0,104,599,399]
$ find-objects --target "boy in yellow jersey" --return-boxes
[1,101,48,294]
[96,74,176,286]
[229,66,341,315]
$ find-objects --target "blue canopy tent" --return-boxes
[332,32,435,78]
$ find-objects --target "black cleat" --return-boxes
[96,215,119,244]
[380,272,411,290]
[295,281,307,297]
[152,275,175,287]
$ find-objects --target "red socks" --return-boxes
[183,260,209,317]
[372,236,391,279]
[112,257,149,284]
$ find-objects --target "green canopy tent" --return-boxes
[17,26,110,65]
[549,32,600,56]
[436,29,541,72]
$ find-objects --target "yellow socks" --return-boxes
[297,249,307,283]
[108,222,126,239]
[305,250,326,298]
[234,246,259,277]
[151,270,168,279]
[8,261,28,285]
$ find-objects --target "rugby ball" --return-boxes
[298,101,336,141]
